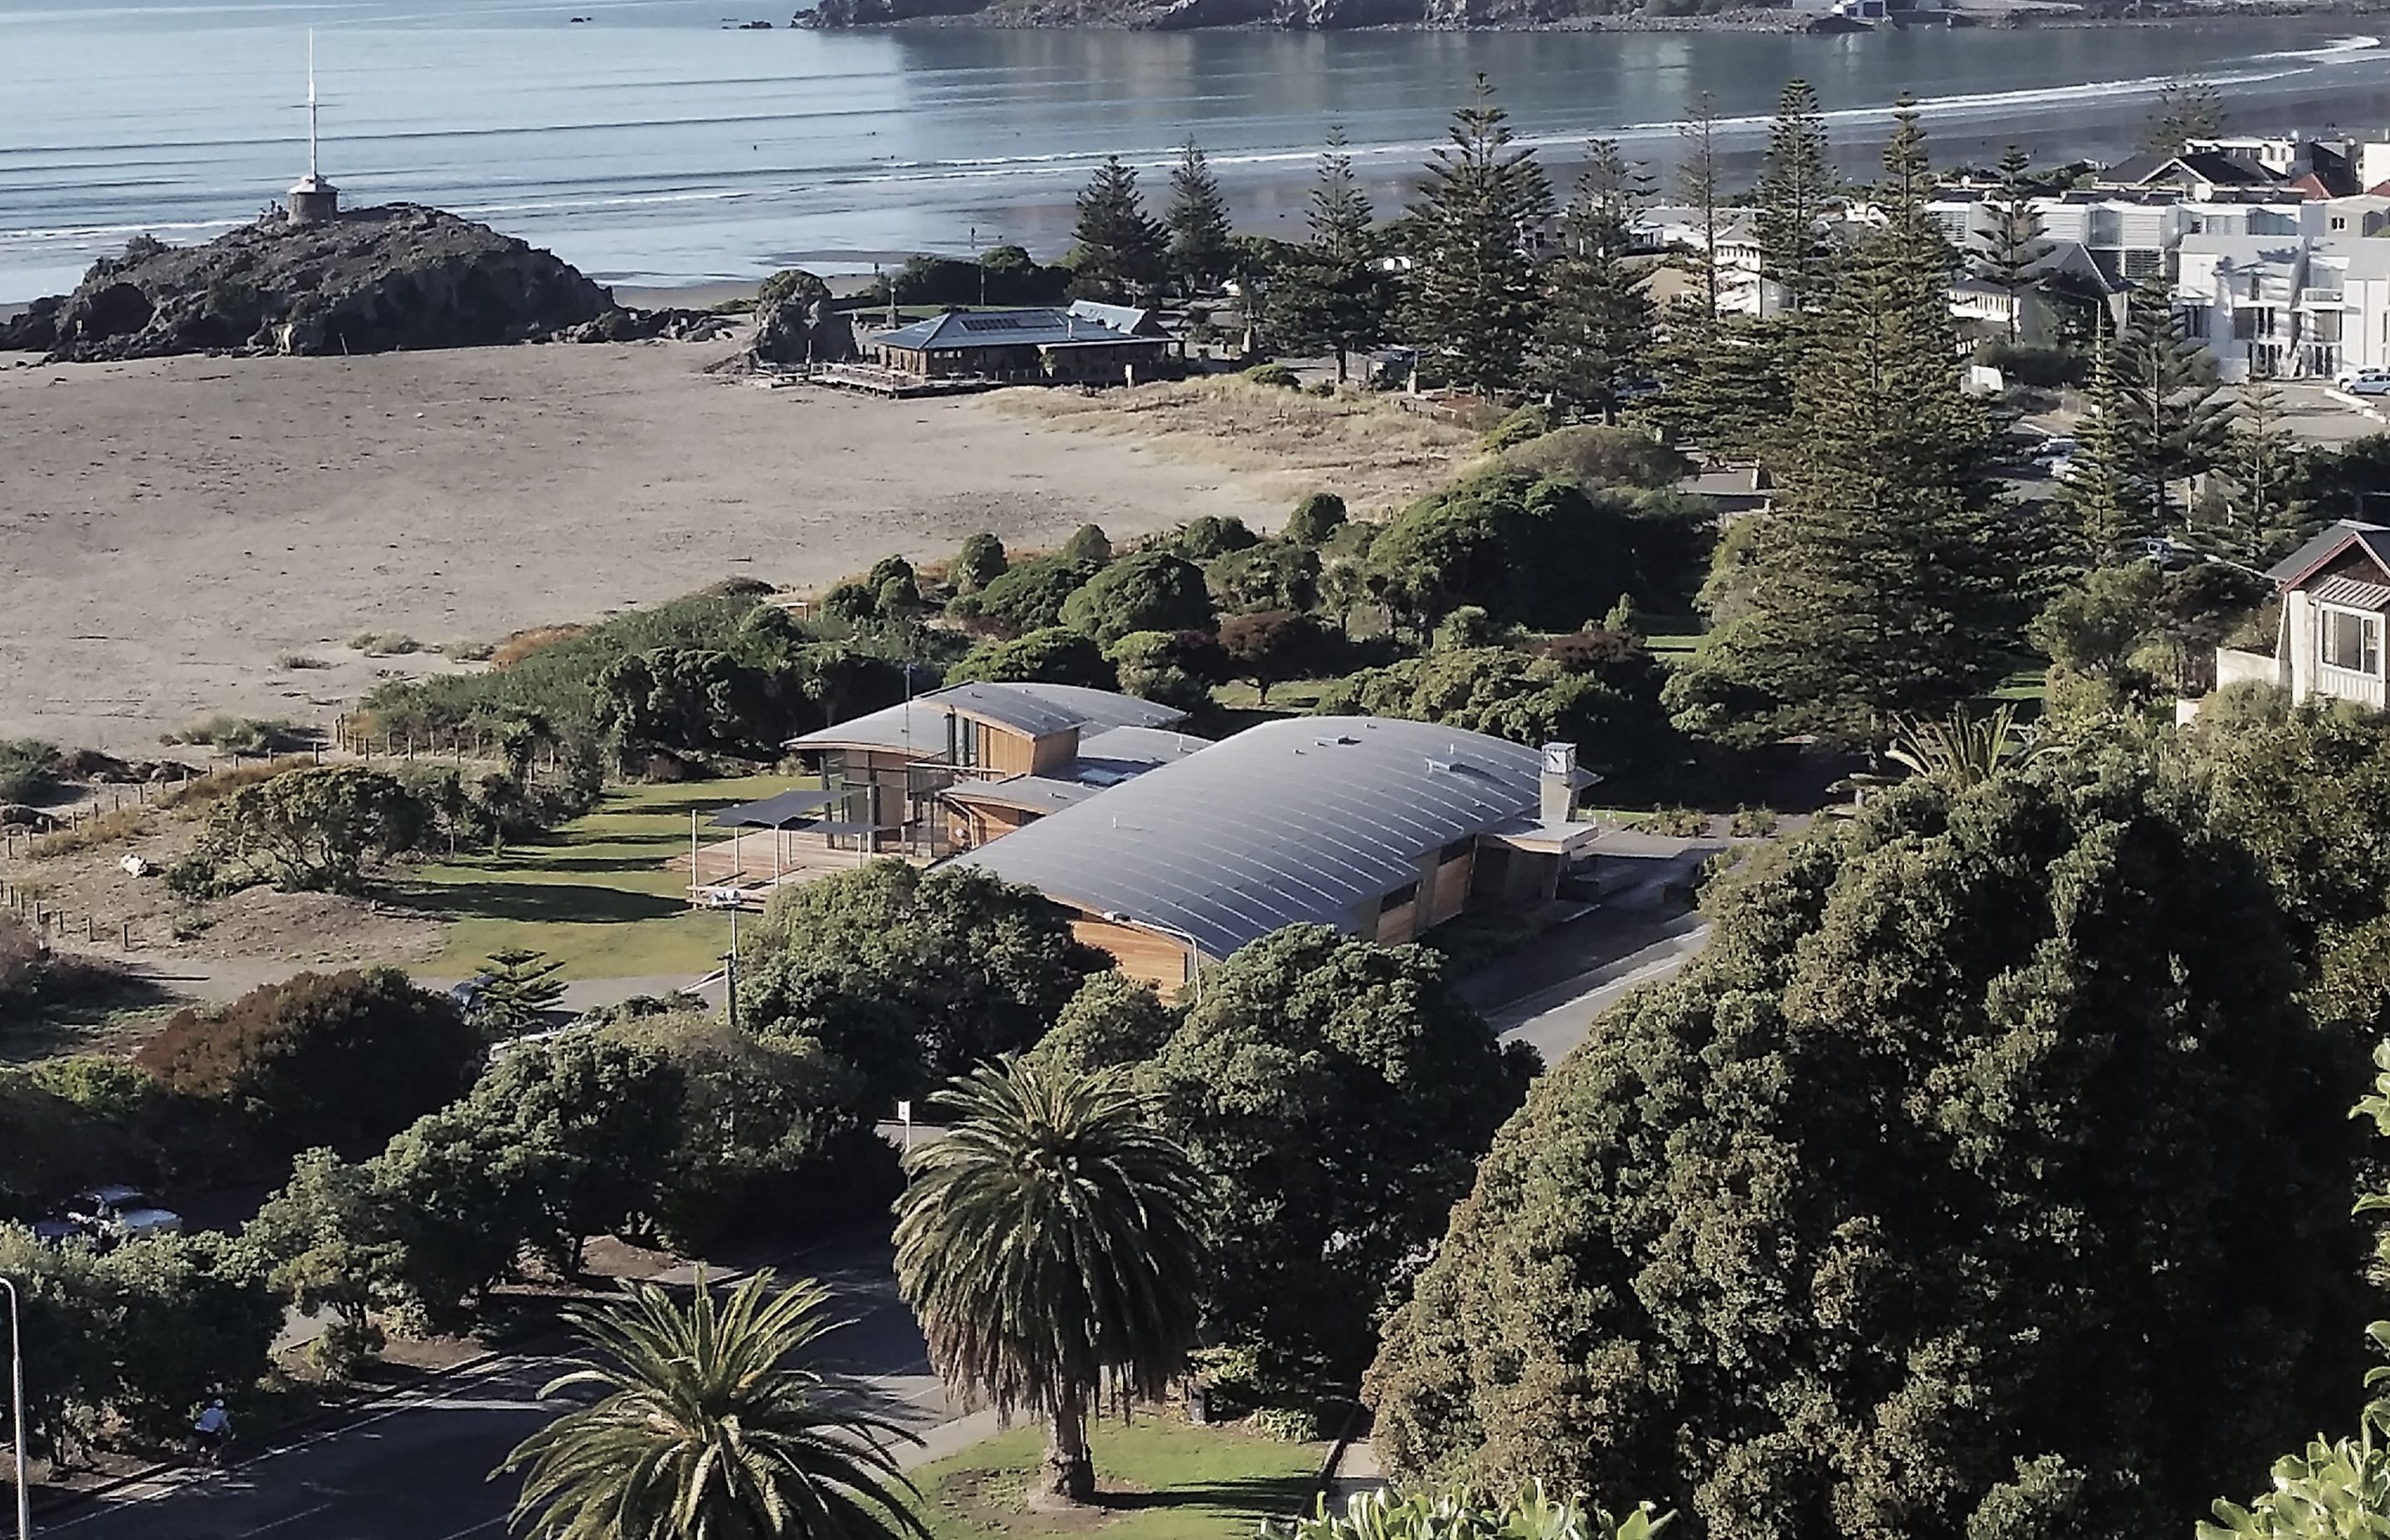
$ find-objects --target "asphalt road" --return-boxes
[43,1235,947,1540]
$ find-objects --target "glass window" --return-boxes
[1379,882,1420,914]
[2322,608,2381,675]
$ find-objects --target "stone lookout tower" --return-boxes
[287,32,339,225]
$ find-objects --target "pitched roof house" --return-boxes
[2215,522,2390,709]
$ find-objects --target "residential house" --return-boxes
[949,716,1601,994]
[2216,523,2390,709]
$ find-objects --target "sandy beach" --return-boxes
[0,340,1284,751]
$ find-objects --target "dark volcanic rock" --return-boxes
[749,270,857,366]
[19,204,617,362]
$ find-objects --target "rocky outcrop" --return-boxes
[7,204,624,363]
[749,270,857,367]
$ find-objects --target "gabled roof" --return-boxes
[2267,521,2390,589]
[2102,150,2283,191]
[1065,300,1167,337]
[872,307,1165,353]
[947,715,1560,961]
[783,682,1188,755]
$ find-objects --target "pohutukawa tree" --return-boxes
[500,1271,925,1540]
[1367,759,2368,1540]
[892,1055,1205,1507]
[1405,74,1553,394]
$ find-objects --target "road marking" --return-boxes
[243,1501,334,1535]
[427,1518,506,1540]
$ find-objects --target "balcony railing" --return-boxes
[2300,286,2348,307]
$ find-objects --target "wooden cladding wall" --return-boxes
[1426,848,1474,926]
[1070,914,1195,997]
[977,725,1038,777]
[1029,729,1080,776]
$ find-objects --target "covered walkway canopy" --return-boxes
[712,788,838,829]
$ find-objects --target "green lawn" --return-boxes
[399,775,812,981]
[909,1420,1324,1540]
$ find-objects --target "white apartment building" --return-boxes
[2176,232,2390,380]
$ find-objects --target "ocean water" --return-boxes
[2,0,2387,301]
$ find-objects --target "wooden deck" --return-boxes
[813,363,996,399]
[668,833,868,910]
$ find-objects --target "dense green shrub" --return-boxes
[1368,764,2366,1540]
[948,556,1102,636]
[1104,628,1226,711]
[1500,425,1692,490]
[197,765,434,893]
[1362,469,1712,633]
[1317,641,1675,793]
[1242,363,1300,388]
[1059,550,1217,643]
[1207,541,1322,615]
[945,627,1117,690]
[1284,492,1349,546]
[0,739,61,803]
[1479,402,1554,452]
[134,968,481,1162]
[1168,514,1261,560]
[1975,339,2090,389]
[952,531,1008,594]
[738,860,1103,1104]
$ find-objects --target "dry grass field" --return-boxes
[993,376,1481,515]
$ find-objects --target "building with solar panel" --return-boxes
[867,302,1178,386]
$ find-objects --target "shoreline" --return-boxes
[817,0,2380,32]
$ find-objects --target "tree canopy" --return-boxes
[1405,76,1553,394]
[1056,550,1217,644]
[739,861,1104,1104]
[1366,763,2367,1540]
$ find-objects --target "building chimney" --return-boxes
[1539,742,1577,825]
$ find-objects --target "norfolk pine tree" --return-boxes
[2056,313,2153,563]
[1163,139,1234,294]
[2141,76,2226,157]
[1405,75,1554,394]
[1272,128,1398,382]
[1675,92,1725,321]
[1531,140,1656,417]
[1664,105,2027,748]
[1973,145,2050,343]
[1069,156,1167,301]
[2116,275,2230,530]
[2219,378,2305,554]
[1754,79,1836,314]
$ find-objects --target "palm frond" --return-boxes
[1884,704,2040,788]
[498,1270,927,1540]
[891,1055,1207,1425]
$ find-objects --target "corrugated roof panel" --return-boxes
[2311,575,2390,612]
[949,716,1546,959]
[919,683,1085,737]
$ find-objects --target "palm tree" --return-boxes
[497,1271,925,1540]
[892,1055,1205,1508]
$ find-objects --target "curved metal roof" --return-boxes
[948,715,1548,961]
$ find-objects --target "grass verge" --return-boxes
[907,1418,1324,1540]
[401,775,812,981]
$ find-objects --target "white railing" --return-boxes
[2314,663,2388,711]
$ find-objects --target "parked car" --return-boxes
[70,1185,183,1244]
[2339,368,2390,397]
[2031,436,2077,468]
[28,1216,84,1246]
[2045,456,2077,482]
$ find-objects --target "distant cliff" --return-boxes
[0,205,645,362]
[797,0,1797,28]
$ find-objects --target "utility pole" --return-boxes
[2,1276,27,1540]
[723,904,739,1030]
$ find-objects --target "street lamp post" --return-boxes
[1,1275,28,1540]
